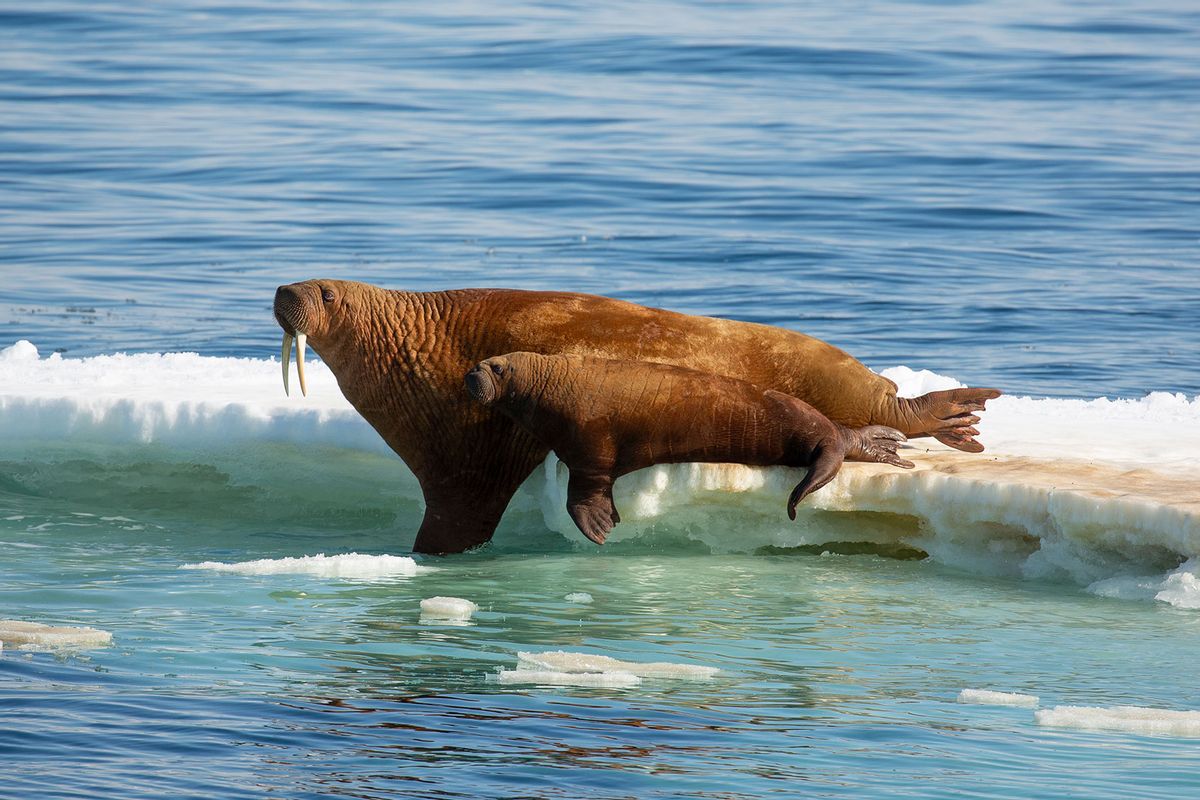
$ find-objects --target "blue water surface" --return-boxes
[2,1,1200,798]
[1,0,1197,397]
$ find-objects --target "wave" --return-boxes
[4,340,1199,607]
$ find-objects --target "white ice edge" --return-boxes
[180,553,428,579]
[517,650,720,679]
[419,596,478,619]
[0,620,113,650]
[1035,705,1200,737]
[957,688,1039,707]
[6,341,1200,606]
[495,669,642,688]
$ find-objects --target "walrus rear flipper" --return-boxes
[566,472,620,546]
[786,446,843,520]
[898,387,1002,453]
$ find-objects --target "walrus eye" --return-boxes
[489,363,503,376]
[321,288,335,304]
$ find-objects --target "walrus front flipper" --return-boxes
[786,446,843,520]
[413,482,525,555]
[410,424,551,554]
[898,387,1002,453]
[566,472,620,546]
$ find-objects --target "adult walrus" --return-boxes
[465,352,915,544]
[273,279,999,553]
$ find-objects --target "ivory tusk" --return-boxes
[281,332,293,396]
[296,332,308,397]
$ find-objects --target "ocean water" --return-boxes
[2,1,1199,798]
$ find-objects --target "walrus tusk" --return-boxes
[281,332,293,396]
[295,332,308,397]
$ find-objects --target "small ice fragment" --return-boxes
[180,553,425,579]
[497,669,640,688]
[957,689,1039,707]
[517,650,719,679]
[0,620,112,650]
[1035,705,1200,737]
[564,592,593,603]
[419,596,478,620]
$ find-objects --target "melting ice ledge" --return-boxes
[4,341,1200,606]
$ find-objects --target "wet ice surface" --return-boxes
[0,620,113,650]
[958,688,1040,707]
[1036,706,1200,738]
[496,669,642,688]
[419,596,479,621]
[180,553,426,580]
[517,650,720,679]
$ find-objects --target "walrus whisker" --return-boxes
[295,332,308,397]
[281,332,294,396]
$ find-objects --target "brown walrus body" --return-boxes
[465,352,915,544]
[273,279,999,553]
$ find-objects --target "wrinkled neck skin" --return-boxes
[306,288,431,453]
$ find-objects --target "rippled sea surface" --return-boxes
[2,1,1200,798]
[3,0,1198,397]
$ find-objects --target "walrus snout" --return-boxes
[274,284,314,336]
[274,283,319,398]
[465,365,498,406]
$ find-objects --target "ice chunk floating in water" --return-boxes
[181,553,426,580]
[1088,558,1200,610]
[1035,706,1200,738]
[517,651,720,679]
[957,689,1039,707]
[419,597,478,621]
[5,341,1200,603]
[496,670,641,688]
[0,620,113,650]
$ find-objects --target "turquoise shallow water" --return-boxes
[3,0,1200,797]
[3,443,1200,798]
[5,485,1200,799]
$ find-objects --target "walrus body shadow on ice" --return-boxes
[466,352,915,544]
[274,279,999,554]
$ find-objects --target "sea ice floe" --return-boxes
[516,650,720,679]
[1035,705,1200,737]
[0,620,113,650]
[9,341,1200,600]
[419,596,478,621]
[957,689,1039,707]
[496,669,641,688]
[180,553,426,579]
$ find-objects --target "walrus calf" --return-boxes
[274,279,999,553]
[465,352,915,544]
